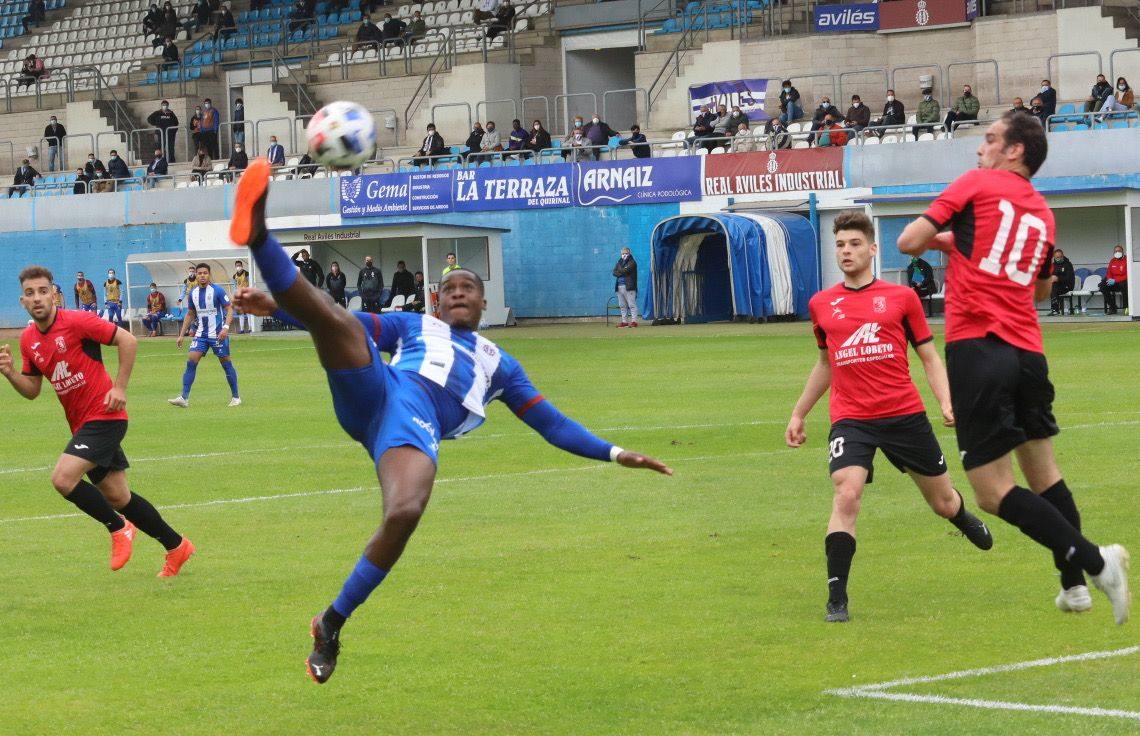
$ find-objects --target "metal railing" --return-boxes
[1046,51,1103,83]
[0,140,14,173]
[430,102,473,133]
[837,68,889,107]
[602,87,650,129]
[270,47,318,117]
[404,30,456,130]
[475,98,519,127]
[1046,110,1140,130]
[1109,47,1140,81]
[521,95,551,127]
[890,64,947,107]
[553,92,598,135]
[946,59,1001,106]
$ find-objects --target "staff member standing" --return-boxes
[326,261,347,308]
[291,248,325,288]
[103,269,124,325]
[357,255,383,313]
[613,247,639,328]
[74,271,98,312]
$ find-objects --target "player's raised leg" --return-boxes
[95,469,195,577]
[823,465,865,623]
[307,446,436,684]
[229,158,371,372]
[906,471,993,550]
[50,453,135,570]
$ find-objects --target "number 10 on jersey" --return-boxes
[978,199,1049,286]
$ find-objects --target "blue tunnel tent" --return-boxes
[643,212,819,323]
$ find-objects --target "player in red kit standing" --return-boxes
[786,211,993,623]
[898,111,1130,624]
[1,266,194,576]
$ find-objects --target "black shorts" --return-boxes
[828,412,947,483]
[945,336,1059,471]
[63,420,130,484]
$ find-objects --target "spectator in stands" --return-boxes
[43,115,66,173]
[214,3,237,42]
[845,95,870,133]
[584,114,618,159]
[1038,80,1057,119]
[90,163,114,193]
[871,89,905,137]
[145,148,168,188]
[143,283,169,337]
[943,84,980,131]
[479,121,503,161]
[288,0,311,35]
[380,12,407,47]
[389,261,416,306]
[732,121,756,153]
[160,4,180,43]
[291,152,317,178]
[232,97,245,146]
[190,105,203,153]
[525,119,551,158]
[72,167,91,195]
[613,247,638,328]
[915,88,940,136]
[1085,74,1113,113]
[619,124,650,158]
[816,112,847,147]
[143,3,163,35]
[1100,77,1134,116]
[1048,248,1075,316]
[906,255,936,300]
[1099,245,1128,315]
[23,0,46,31]
[17,54,46,89]
[224,142,248,182]
[690,104,715,140]
[354,14,381,51]
[703,104,731,150]
[292,249,325,287]
[190,147,212,184]
[413,123,446,166]
[107,150,130,181]
[725,104,749,136]
[8,159,40,198]
[201,98,221,159]
[148,100,180,161]
[402,272,426,313]
[474,0,501,25]
[807,96,839,144]
[192,0,212,32]
[561,119,591,162]
[462,122,485,163]
[162,37,181,70]
[1029,96,1048,127]
[779,80,802,125]
[326,261,347,307]
[267,136,286,167]
[1009,97,1028,113]
[506,119,527,156]
[487,2,515,40]
[404,10,428,45]
[84,153,104,178]
[765,117,792,150]
[357,255,384,312]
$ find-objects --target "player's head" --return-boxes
[18,265,56,322]
[438,268,485,330]
[978,112,1047,177]
[195,263,211,285]
[832,210,877,278]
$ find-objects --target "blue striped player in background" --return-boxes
[228,159,672,684]
[168,263,241,408]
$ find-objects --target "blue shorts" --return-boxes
[190,336,231,358]
[80,303,98,312]
[327,338,444,465]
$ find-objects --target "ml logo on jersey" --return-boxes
[51,361,72,382]
[840,322,882,348]
[50,360,86,393]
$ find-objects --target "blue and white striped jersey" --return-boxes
[187,283,231,339]
[362,311,541,438]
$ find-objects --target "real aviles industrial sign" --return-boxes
[339,150,845,218]
[813,2,879,32]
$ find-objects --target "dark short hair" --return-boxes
[195,262,211,272]
[19,265,53,285]
[832,210,875,241]
[999,111,1048,176]
[414,270,424,276]
[446,252,456,258]
[397,260,406,266]
[441,267,484,294]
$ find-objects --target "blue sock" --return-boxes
[331,555,389,619]
[251,233,298,295]
[221,360,239,397]
[181,360,198,398]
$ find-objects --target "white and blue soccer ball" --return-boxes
[305,101,377,170]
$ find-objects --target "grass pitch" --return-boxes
[0,322,1137,735]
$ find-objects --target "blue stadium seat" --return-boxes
[1057,103,1076,115]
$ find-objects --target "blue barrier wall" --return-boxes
[0,224,185,327]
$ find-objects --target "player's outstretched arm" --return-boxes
[786,350,831,447]
[105,327,136,412]
[898,217,943,255]
[0,345,42,400]
[915,341,954,427]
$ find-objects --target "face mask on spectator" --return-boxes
[852,101,860,108]
[1114,250,1124,259]
[235,146,242,152]
[88,156,95,162]
[732,108,740,114]
[923,94,932,101]
[1054,255,1063,262]
[50,117,57,124]
[782,85,789,92]
[1120,84,1128,91]
[108,272,115,279]
[1041,85,1049,92]
[886,95,894,102]
[592,117,599,123]
[110,154,118,160]
[270,138,277,145]
[203,102,211,109]
[195,108,202,114]
[963,89,972,97]
[574,120,582,128]
[150,287,157,293]
[162,103,169,110]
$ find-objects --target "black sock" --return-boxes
[322,605,347,632]
[1040,480,1087,589]
[119,492,183,551]
[825,532,856,605]
[997,486,1104,576]
[948,490,969,526]
[66,480,125,532]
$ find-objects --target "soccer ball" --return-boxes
[305,101,376,170]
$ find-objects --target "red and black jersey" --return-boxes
[20,308,126,433]
[922,168,1055,354]
[809,279,934,424]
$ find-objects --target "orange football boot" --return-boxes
[110,520,136,571]
[229,157,271,247]
[157,537,196,577]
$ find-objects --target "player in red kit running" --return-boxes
[898,111,1130,624]
[1,266,194,576]
[786,211,992,623]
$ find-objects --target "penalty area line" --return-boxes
[826,646,1140,721]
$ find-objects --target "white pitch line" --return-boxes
[827,646,1140,721]
[0,448,797,525]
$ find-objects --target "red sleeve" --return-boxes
[902,289,934,347]
[809,300,827,349]
[20,340,39,376]
[922,170,981,229]
[75,310,118,345]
